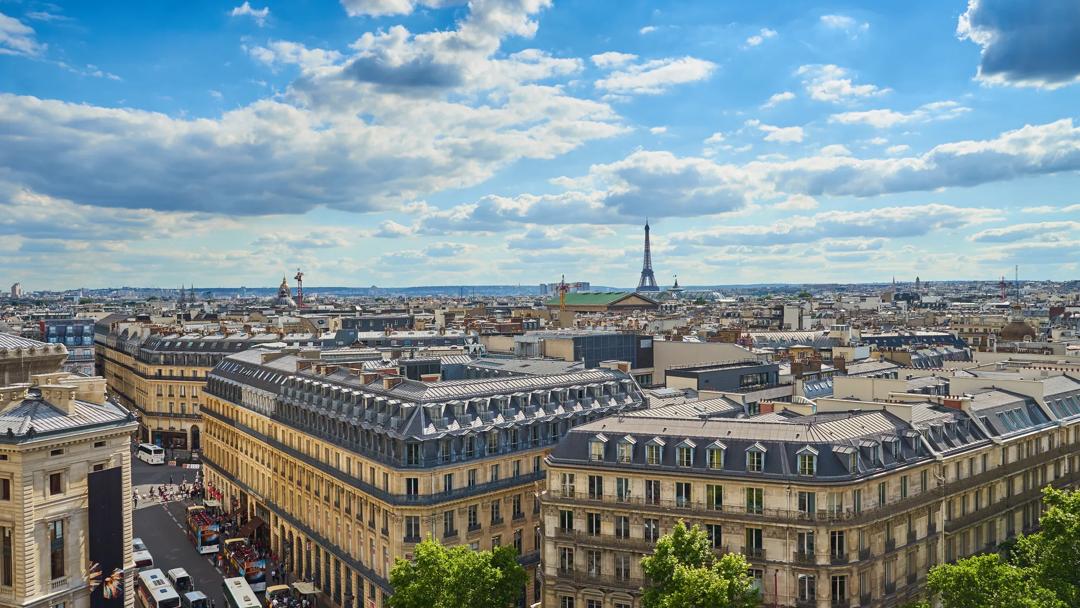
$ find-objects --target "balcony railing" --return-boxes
[557,568,643,589]
[885,538,896,552]
[746,547,766,560]
[859,547,871,561]
[907,573,917,585]
[884,582,896,595]
[830,552,848,565]
[49,577,69,592]
[793,551,815,565]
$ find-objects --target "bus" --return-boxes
[223,538,267,592]
[137,443,166,465]
[136,569,181,608]
[186,505,221,554]
[222,577,261,608]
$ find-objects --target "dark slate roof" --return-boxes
[0,333,49,349]
[0,390,133,441]
[550,404,988,482]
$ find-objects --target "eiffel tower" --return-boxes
[636,219,660,292]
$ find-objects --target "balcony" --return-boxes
[884,582,896,595]
[907,530,917,544]
[557,568,643,590]
[468,523,482,533]
[403,535,421,545]
[746,547,766,561]
[443,529,459,539]
[860,595,872,606]
[793,551,816,565]
[885,537,896,552]
[907,573,917,585]
[858,547,871,561]
[513,511,526,522]
[795,600,816,608]
[830,552,848,565]
[50,577,69,592]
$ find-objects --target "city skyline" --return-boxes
[2,0,1079,290]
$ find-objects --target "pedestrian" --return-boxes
[169,474,174,485]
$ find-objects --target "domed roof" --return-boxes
[999,320,1036,342]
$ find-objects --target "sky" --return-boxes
[1,0,1079,290]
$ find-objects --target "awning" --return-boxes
[235,515,266,538]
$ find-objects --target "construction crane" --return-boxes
[557,274,569,311]
[294,268,304,309]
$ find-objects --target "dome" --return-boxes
[274,276,297,308]
[999,320,1035,342]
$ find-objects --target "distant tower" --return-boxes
[636,220,659,292]
[915,276,921,293]
[669,274,684,298]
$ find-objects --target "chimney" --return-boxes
[758,401,775,414]
[360,372,380,385]
[420,373,441,383]
[833,356,847,374]
[942,396,963,410]
[383,376,403,390]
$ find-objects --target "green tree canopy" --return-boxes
[1011,486,1080,606]
[640,521,759,608]
[387,538,526,608]
[923,553,1063,608]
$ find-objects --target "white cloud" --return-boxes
[0,11,45,56]
[969,221,1080,243]
[590,51,637,69]
[1022,204,1080,214]
[820,14,869,36]
[229,2,270,27]
[796,64,889,103]
[829,100,970,128]
[774,194,818,211]
[819,144,851,156]
[749,120,804,143]
[885,144,910,155]
[209,89,224,100]
[639,25,657,35]
[339,0,460,17]
[762,91,795,108]
[595,56,716,95]
[649,126,667,134]
[745,28,777,47]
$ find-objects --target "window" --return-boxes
[617,441,633,463]
[746,448,764,472]
[1,527,11,587]
[615,516,629,539]
[589,440,605,462]
[900,475,909,499]
[676,444,694,467]
[561,473,575,498]
[745,527,763,556]
[48,520,64,579]
[706,524,723,549]
[49,473,63,496]
[490,500,502,524]
[830,530,846,560]
[798,451,817,476]
[513,494,523,518]
[746,487,763,515]
[797,531,815,557]
[559,510,574,532]
[586,512,600,536]
[614,553,631,581]
[468,469,477,487]
[558,548,574,573]
[443,511,455,537]
[853,489,862,514]
[404,516,420,541]
[588,475,603,500]
[586,550,602,576]
[490,464,500,482]
[646,444,662,465]
[706,485,723,510]
[0,479,9,501]
[406,478,418,497]
[708,447,725,470]
[798,491,816,514]
[468,505,479,530]
[616,477,631,502]
[443,473,453,493]
[831,575,847,604]
[798,575,816,602]
[675,482,692,507]
[644,519,659,542]
[586,601,601,608]
[826,492,843,515]
[920,470,928,494]
[645,480,660,505]
[878,482,887,507]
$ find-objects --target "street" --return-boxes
[132,459,228,607]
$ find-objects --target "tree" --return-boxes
[387,538,526,608]
[922,553,1063,608]
[1012,487,1080,606]
[641,521,759,608]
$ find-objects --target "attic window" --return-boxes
[707,442,726,470]
[746,442,766,473]
[589,436,607,462]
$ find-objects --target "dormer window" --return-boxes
[746,442,766,473]
[676,439,696,467]
[707,441,727,470]
[617,436,635,463]
[797,446,818,476]
[589,434,608,462]
[645,438,665,465]
[849,452,858,472]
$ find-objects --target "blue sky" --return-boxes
[1,0,1079,289]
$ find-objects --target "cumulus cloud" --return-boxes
[745,28,777,47]
[595,56,716,95]
[591,51,637,68]
[673,204,1001,248]
[0,11,45,56]
[639,25,657,35]
[969,221,1080,243]
[797,64,889,103]
[339,0,460,17]
[829,100,970,128]
[649,126,667,134]
[1022,203,1080,214]
[230,2,270,26]
[762,91,795,108]
[774,194,818,211]
[957,0,1080,89]
[0,1,625,217]
[747,120,804,143]
[759,118,1080,198]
